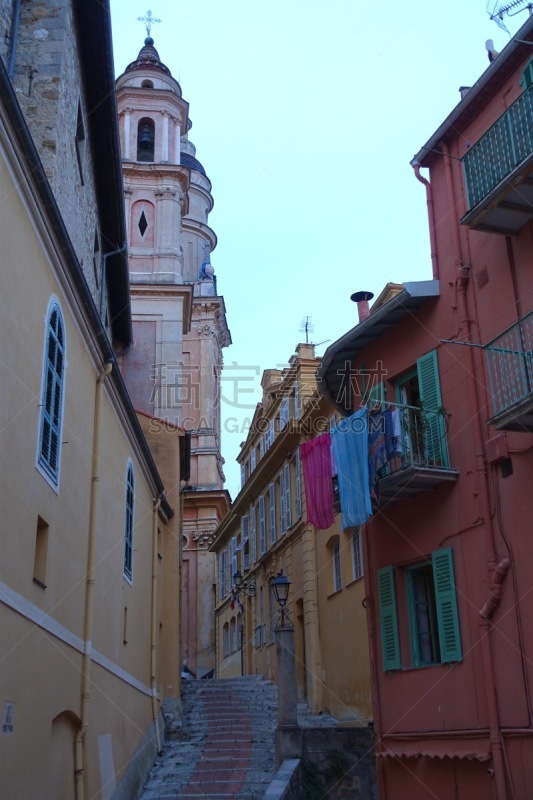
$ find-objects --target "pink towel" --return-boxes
[300,433,335,530]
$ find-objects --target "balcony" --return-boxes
[377,403,458,505]
[485,312,533,431]
[461,83,533,234]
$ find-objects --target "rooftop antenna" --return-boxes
[488,0,533,34]
[299,316,314,344]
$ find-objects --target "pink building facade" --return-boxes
[318,17,533,800]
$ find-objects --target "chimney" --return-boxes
[350,291,374,323]
[459,86,471,100]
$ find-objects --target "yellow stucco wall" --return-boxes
[0,122,171,798]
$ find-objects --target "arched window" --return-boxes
[137,117,155,162]
[123,462,135,581]
[38,299,66,486]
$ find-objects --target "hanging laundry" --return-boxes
[368,412,388,506]
[331,408,372,529]
[384,407,402,458]
[300,433,335,530]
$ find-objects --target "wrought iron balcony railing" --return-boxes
[462,83,533,213]
[376,402,457,504]
[485,312,533,429]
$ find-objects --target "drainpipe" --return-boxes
[412,163,439,280]
[7,0,21,80]
[75,361,113,800]
[99,243,127,320]
[151,497,163,755]
[441,142,508,800]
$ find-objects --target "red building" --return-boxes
[318,16,533,800]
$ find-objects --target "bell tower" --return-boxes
[117,32,231,677]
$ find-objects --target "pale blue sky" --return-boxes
[110,0,525,498]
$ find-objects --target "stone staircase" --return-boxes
[140,677,278,800]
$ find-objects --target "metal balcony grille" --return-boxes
[485,312,533,418]
[462,84,533,210]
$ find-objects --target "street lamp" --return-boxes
[231,571,255,676]
[271,570,291,627]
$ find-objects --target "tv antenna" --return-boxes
[488,0,533,33]
[299,316,314,344]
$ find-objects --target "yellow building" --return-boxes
[0,3,184,798]
[212,344,373,723]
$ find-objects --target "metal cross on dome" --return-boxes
[137,9,162,37]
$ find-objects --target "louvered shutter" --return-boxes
[432,548,462,663]
[377,565,401,671]
[259,495,266,554]
[367,380,385,411]
[250,506,257,563]
[280,396,289,429]
[279,470,285,534]
[269,483,276,545]
[417,350,448,467]
[294,383,300,420]
[284,463,292,530]
[295,450,302,520]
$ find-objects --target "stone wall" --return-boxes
[301,727,377,800]
[10,0,100,303]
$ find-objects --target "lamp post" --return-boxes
[271,570,302,767]
[231,571,255,676]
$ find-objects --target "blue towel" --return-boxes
[331,408,372,529]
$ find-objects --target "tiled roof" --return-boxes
[124,37,171,76]
[180,152,207,177]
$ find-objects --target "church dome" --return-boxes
[124,37,171,76]
[180,151,207,177]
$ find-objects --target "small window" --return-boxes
[141,79,154,88]
[333,541,342,592]
[38,300,66,487]
[123,462,135,581]
[351,530,363,581]
[406,562,441,666]
[137,117,155,162]
[33,516,49,588]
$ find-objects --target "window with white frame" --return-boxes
[240,463,246,488]
[352,530,363,580]
[269,483,276,546]
[333,540,342,592]
[242,515,250,572]
[38,300,66,486]
[266,418,275,449]
[259,495,266,555]
[259,436,265,458]
[123,462,135,581]
[251,448,257,471]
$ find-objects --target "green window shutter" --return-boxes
[416,349,448,467]
[367,380,385,411]
[432,547,462,663]
[521,60,533,90]
[377,565,401,671]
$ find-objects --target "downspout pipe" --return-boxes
[441,141,508,800]
[75,361,113,800]
[151,497,163,755]
[7,0,21,81]
[99,243,127,320]
[412,163,439,280]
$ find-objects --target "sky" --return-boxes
[109,0,527,498]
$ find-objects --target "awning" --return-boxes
[317,281,440,415]
[377,737,491,762]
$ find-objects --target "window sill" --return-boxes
[327,587,343,599]
[345,576,364,589]
[33,577,47,590]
